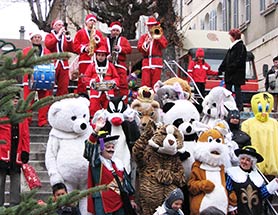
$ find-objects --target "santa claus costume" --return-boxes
[105,21,132,101]
[137,17,168,89]
[45,19,74,96]
[73,14,105,94]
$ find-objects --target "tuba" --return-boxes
[88,24,101,56]
[150,24,163,40]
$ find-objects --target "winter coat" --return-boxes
[265,66,278,94]
[0,118,30,170]
[219,40,247,85]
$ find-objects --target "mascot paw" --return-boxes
[155,169,173,185]
[200,180,215,193]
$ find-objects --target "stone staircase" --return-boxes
[4,112,52,205]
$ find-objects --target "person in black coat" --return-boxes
[219,28,247,111]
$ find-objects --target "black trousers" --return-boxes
[226,83,243,111]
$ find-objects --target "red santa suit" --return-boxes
[106,22,132,101]
[137,17,168,88]
[22,45,52,127]
[73,27,104,94]
[84,47,120,117]
[45,28,74,96]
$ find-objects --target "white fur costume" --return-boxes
[201,86,237,126]
[45,97,92,215]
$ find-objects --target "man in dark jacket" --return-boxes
[219,28,247,111]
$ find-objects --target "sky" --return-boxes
[0,1,42,39]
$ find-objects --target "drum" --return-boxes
[29,64,55,90]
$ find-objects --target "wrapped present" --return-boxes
[22,163,42,190]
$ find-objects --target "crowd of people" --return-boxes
[1,13,278,215]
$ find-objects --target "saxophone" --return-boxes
[111,36,119,65]
[88,24,97,56]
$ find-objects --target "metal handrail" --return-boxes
[163,59,204,105]
[257,168,278,215]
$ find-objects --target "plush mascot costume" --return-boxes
[241,92,278,176]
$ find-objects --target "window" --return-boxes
[209,10,217,30]
[260,0,266,11]
[200,20,205,30]
[245,0,251,22]
[222,0,228,30]
[233,0,239,28]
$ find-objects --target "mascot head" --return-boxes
[148,124,184,155]
[193,122,229,167]
[251,92,273,122]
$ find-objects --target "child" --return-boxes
[153,188,184,215]
[52,183,81,215]
[84,45,120,118]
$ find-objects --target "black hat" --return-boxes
[234,146,264,163]
[273,56,278,62]
[97,131,119,151]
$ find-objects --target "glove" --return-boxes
[83,141,94,162]
[21,151,29,164]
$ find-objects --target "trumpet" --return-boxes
[111,36,119,65]
[150,24,163,40]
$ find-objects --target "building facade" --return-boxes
[176,0,278,90]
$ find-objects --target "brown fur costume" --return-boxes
[132,122,186,215]
[188,125,237,215]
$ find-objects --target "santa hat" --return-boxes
[109,21,122,33]
[94,45,109,54]
[195,48,205,58]
[146,16,160,26]
[85,14,97,23]
[51,19,63,28]
[29,31,42,41]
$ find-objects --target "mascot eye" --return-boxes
[150,112,155,117]
[216,138,222,143]
[118,102,123,112]
[71,116,77,121]
[208,136,213,142]
[258,103,263,112]
[83,114,86,118]
[190,118,195,123]
[266,103,270,112]
[212,103,217,107]
[138,111,143,117]
[109,102,116,112]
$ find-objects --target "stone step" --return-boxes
[30,134,49,144]
[5,180,51,193]
[29,151,46,161]
[30,142,47,153]
[28,160,46,171]
[5,190,52,203]
[30,126,51,135]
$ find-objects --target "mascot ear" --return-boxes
[151,100,160,109]
[49,102,62,116]
[172,82,185,100]
[192,121,211,134]
[130,100,141,109]
[162,102,175,113]
[77,97,90,107]
[153,80,164,93]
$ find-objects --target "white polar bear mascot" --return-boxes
[45,97,92,215]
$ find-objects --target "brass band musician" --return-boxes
[137,16,168,88]
[84,46,120,118]
[105,21,132,103]
[73,14,104,94]
[45,19,74,96]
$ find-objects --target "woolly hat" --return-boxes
[85,14,97,23]
[29,31,42,41]
[97,131,119,151]
[146,16,159,26]
[94,45,109,54]
[195,48,205,58]
[165,188,184,208]
[109,21,122,33]
[234,146,264,163]
[51,19,63,28]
